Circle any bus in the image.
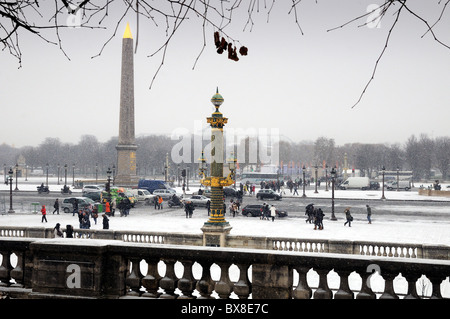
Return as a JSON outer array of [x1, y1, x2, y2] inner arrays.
[[239, 172, 278, 184]]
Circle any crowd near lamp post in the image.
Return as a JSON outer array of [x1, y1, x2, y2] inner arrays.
[[199, 89, 234, 246], [8, 167, 14, 214], [330, 166, 337, 221], [302, 165, 307, 198], [381, 165, 386, 200]]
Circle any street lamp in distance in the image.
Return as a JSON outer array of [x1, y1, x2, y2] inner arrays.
[[330, 166, 337, 221], [8, 167, 15, 214], [381, 165, 386, 200]]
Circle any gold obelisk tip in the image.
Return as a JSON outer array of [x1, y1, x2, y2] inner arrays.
[[123, 23, 133, 39]]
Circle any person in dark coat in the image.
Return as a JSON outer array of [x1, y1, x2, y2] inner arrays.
[[102, 214, 109, 229], [314, 208, 325, 230], [344, 208, 353, 227], [52, 198, 59, 214]]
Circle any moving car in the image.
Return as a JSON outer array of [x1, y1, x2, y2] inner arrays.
[[61, 197, 98, 213], [241, 204, 288, 217], [130, 188, 155, 205], [82, 185, 104, 194], [338, 177, 370, 190], [256, 189, 282, 200], [182, 195, 210, 207], [153, 188, 178, 200], [387, 180, 411, 191]]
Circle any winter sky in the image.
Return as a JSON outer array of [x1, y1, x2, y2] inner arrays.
[[1, 1, 449, 148]]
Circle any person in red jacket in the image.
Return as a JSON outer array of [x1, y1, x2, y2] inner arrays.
[[41, 205, 48, 223]]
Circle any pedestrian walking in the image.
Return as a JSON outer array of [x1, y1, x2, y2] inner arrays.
[[293, 184, 299, 196], [92, 206, 98, 225], [366, 205, 372, 224], [158, 196, 163, 209], [102, 214, 109, 229], [72, 199, 78, 216], [53, 223, 63, 238], [344, 207, 353, 227], [41, 205, 47, 223], [270, 205, 276, 222], [105, 200, 111, 217], [52, 198, 60, 214], [314, 208, 325, 230]]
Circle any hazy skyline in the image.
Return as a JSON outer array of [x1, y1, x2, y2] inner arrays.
[[1, 1, 449, 148]]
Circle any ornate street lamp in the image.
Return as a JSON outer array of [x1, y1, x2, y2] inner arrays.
[[381, 165, 386, 200], [314, 164, 318, 194], [396, 166, 400, 192], [302, 165, 307, 198], [14, 163, 19, 191], [330, 166, 337, 221], [8, 167, 15, 213], [106, 167, 112, 200], [200, 89, 234, 246]]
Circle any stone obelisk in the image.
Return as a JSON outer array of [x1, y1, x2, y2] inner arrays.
[[115, 23, 138, 187]]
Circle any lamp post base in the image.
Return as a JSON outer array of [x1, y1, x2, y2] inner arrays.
[[201, 223, 232, 247]]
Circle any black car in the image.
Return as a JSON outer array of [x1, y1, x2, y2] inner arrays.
[[256, 189, 282, 200], [223, 187, 237, 197], [369, 181, 380, 190], [241, 204, 288, 218]]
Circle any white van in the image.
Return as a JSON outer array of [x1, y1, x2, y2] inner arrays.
[[130, 189, 155, 204], [338, 177, 370, 190], [387, 180, 411, 191]]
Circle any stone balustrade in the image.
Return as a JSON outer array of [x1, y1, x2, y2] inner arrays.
[[0, 237, 449, 299], [0, 226, 448, 260]]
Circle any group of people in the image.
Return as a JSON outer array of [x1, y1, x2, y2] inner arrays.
[[153, 195, 164, 209], [304, 204, 325, 230], [305, 204, 373, 229], [260, 202, 277, 222]]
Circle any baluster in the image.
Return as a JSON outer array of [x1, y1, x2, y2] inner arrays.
[[233, 263, 251, 299], [0, 250, 13, 287], [159, 259, 179, 298], [334, 269, 354, 299], [10, 251, 24, 287], [141, 257, 161, 298], [379, 272, 399, 299], [177, 260, 196, 299], [355, 268, 376, 299], [293, 266, 312, 299], [196, 261, 214, 299], [214, 262, 232, 299], [429, 275, 445, 299], [313, 268, 332, 299], [403, 272, 420, 299], [125, 258, 143, 296]]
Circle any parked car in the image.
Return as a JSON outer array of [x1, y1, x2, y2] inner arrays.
[[153, 188, 178, 200], [61, 197, 98, 213], [256, 189, 282, 200], [82, 185, 104, 194], [241, 204, 288, 217], [182, 195, 210, 207]]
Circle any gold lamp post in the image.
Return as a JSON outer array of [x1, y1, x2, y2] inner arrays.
[[200, 88, 235, 246]]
